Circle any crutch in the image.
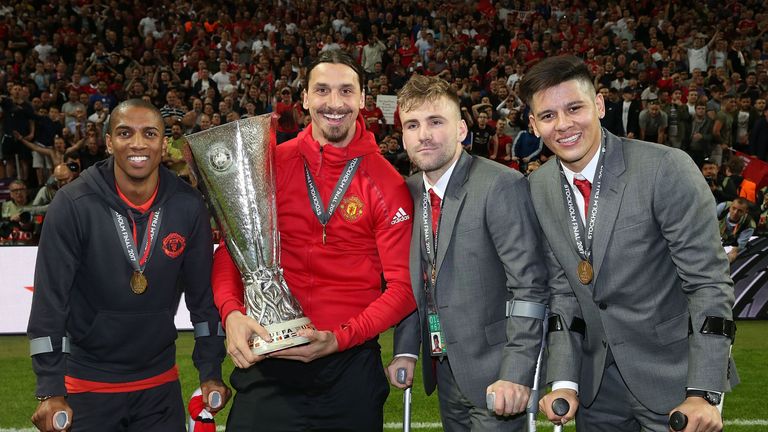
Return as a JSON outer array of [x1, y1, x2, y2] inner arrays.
[[551, 398, 570, 432], [492, 300, 549, 432], [396, 367, 412, 432]]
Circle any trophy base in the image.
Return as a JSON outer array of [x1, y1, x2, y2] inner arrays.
[[249, 317, 315, 355]]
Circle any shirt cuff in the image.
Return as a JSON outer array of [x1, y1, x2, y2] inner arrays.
[[395, 353, 418, 360], [552, 380, 579, 394]]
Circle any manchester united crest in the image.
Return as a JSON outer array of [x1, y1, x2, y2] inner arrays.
[[162, 232, 186, 258], [340, 196, 364, 223]]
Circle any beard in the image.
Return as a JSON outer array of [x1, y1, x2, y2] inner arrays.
[[317, 108, 355, 144], [411, 145, 457, 174], [321, 123, 353, 143]]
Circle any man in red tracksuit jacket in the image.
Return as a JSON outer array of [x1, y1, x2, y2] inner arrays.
[[212, 50, 416, 431]]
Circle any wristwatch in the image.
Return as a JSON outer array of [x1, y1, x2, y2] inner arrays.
[[686, 389, 722, 406]]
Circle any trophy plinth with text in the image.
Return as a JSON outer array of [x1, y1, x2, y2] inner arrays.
[[185, 115, 313, 355]]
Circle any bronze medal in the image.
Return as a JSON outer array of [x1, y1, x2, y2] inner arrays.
[[130, 271, 148, 294], [577, 260, 593, 285]]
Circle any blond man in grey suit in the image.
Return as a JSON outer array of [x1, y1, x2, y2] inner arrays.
[[522, 55, 735, 432], [386, 74, 549, 431]]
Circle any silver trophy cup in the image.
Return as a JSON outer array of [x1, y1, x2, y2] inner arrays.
[[185, 114, 314, 355]]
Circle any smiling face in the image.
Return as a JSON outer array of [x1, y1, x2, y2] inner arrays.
[[303, 62, 364, 147], [528, 79, 605, 173], [106, 105, 166, 190], [400, 95, 466, 184]]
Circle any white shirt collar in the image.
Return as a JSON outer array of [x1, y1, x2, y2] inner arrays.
[[560, 140, 603, 185], [423, 158, 459, 199]]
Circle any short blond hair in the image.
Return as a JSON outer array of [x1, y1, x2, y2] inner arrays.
[[397, 74, 461, 115]]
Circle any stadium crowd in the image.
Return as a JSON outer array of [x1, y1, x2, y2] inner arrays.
[[2, 0, 768, 245]]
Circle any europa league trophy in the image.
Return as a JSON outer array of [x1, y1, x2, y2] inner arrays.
[[185, 114, 313, 355]]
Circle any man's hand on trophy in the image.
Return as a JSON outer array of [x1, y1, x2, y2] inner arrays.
[[268, 328, 339, 363], [224, 311, 271, 368]]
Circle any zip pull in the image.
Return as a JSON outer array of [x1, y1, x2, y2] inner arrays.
[[322, 224, 327, 245]]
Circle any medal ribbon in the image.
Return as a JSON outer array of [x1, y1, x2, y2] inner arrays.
[[422, 190, 441, 314], [557, 135, 606, 263], [303, 157, 362, 242], [111, 208, 163, 274]]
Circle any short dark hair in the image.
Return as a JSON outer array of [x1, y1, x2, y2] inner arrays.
[[519, 55, 595, 109], [307, 50, 365, 92], [727, 157, 745, 175], [107, 99, 163, 134]]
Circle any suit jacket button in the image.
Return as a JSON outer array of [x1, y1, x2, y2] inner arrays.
[[598, 302, 607, 310]]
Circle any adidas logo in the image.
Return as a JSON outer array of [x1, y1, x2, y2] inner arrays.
[[391, 207, 411, 225]]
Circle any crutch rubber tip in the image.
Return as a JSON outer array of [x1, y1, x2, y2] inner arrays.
[[552, 398, 570, 416], [53, 411, 69, 430], [669, 411, 688, 431]]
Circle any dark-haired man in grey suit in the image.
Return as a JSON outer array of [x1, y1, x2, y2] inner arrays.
[[386, 74, 549, 431], [522, 55, 736, 432]]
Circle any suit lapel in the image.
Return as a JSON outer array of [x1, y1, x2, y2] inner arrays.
[[436, 152, 471, 275], [591, 133, 627, 278], [407, 175, 426, 304]]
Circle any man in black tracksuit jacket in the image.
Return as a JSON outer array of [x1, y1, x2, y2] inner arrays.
[[27, 99, 229, 431]]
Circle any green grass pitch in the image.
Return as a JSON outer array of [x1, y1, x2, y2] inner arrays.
[[1, 321, 765, 431]]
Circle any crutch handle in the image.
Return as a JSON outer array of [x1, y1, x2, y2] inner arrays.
[[209, 390, 223, 410], [669, 411, 688, 431], [396, 367, 407, 385], [53, 411, 69, 430], [552, 398, 570, 416]]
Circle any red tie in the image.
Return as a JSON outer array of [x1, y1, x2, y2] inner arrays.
[[573, 177, 592, 219], [429, 189, 441, 236]]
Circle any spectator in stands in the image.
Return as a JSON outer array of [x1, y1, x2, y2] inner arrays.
[[274, 87, 302, 144], [719, 157, 746, 204], [750, 104, 768, 161], [712, 94, 737, 165], [686, 32, 719, 74], [638, 100, 668, 144], [361, 94, 385, 140], [1, 83, 35, 180], [734, 95, 761, 153], [689, 101, 716, 167], [662, 88, 690, 149], [510, 122, 543, 173], [1, 179, 31, 222], [599, 86, 624, 137], [619, 87, 641, 138], [160, 89, 186, 137], [467, 111, 496, 159], [717, 197, 755, 263], [31, 163, 75, 209]]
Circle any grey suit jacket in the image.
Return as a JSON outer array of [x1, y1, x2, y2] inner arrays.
[[393, 151, 549, 408], [528, 131, 735, 414]]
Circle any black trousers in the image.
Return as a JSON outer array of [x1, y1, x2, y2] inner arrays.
[[67, 380, 185, 432], [226, 341, 389, 432]]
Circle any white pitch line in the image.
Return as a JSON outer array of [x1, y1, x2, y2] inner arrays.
[[2, 419, 767, 431]]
